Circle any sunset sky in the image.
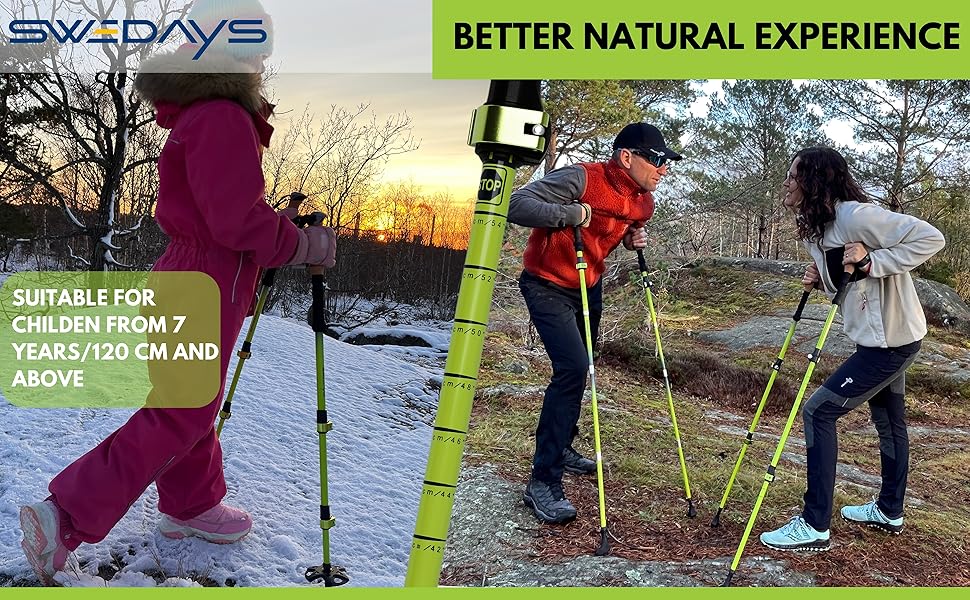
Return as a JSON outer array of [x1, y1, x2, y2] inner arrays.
[[270, 74, 488, 201]]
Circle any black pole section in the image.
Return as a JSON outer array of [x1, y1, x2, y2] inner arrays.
[[793, 289, 810, 321]]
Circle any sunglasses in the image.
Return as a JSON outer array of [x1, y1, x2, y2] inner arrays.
[[629, 149, 671, 169]]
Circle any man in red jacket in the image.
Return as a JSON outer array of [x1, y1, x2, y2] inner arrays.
[[509, 123, 682, 524]]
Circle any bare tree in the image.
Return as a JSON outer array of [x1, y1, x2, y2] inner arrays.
[[0, 0, 186, 270]]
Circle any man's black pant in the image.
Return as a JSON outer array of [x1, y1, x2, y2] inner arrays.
[[801, 340, 921, 531], [519, 270, 602, 484]]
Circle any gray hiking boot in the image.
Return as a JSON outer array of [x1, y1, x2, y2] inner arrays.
[[524, 478, 577, 524], [562, 445, 597, 475], [841, 500, 904, 534]]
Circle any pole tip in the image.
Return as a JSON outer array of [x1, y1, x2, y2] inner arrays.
[[721, 571, 735, 587], [594, 528, 611, 557], [710, 508, 722, 528], [687, 500, 697, 519]]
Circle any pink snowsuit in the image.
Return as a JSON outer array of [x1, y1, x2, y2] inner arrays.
[[48, 94, 299, 550]]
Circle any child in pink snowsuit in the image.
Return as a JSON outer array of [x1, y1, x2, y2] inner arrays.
[[18, 0, 336, 585]]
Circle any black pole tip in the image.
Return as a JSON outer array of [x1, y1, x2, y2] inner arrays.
[[594, 528, 611, 557], [687, 499, 697, 519], [721, 571, 735, 587], [710, 508, 722, 528], [305, 564, 349, 587]]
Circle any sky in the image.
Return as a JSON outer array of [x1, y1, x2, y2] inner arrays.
[[269, 75, 487, 200], [265, 76, 857, 204]]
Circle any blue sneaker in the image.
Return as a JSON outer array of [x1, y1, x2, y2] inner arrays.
[[841, 500, 903, 534], [759, 515, 830, 552]]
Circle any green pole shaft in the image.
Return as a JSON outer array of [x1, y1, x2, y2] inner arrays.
[[637, 251, 694, 516], [309, 271, 337, 574], [712, 291, 809, 526], [217, 279, 273, 437], [574, 228, 610, 555], [724, 277, 849, 586], [713, 321, 795, 513], [316, 331, 333, 566], [405, 161, 515, 586]]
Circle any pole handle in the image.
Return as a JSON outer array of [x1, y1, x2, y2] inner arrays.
[[832, 265, 856, 307], [792, 289, 811, 321], [573, 226, 584, 252], [285, 191, 308, 212], [636, 249, 648, 274], [309, 273, 327, 333]]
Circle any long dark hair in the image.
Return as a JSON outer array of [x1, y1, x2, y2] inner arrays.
[[791, 147, 870, 242]]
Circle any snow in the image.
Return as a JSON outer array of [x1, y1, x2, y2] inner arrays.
[[0, 312, 446, 587]]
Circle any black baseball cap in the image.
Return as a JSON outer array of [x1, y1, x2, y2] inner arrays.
[[612, 123, 683, 162]]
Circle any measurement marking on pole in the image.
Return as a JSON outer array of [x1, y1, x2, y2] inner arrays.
[[443, 372, 476, 381], [423, 480, 457, 488], [454, 318, 487, 327], [433, 426, 468, 435], [463, 264, 498, 273]]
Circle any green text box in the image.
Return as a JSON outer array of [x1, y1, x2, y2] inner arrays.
[[0, 271, 221, 409], [433, 0, 970, 78]]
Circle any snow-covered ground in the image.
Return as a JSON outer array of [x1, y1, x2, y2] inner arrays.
[[0, 310, 447, 587]]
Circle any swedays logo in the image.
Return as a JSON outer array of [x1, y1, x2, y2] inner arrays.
[[6, 18, 268, 60]]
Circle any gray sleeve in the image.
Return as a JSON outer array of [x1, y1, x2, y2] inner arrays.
[[508, 164, 588, 228], [846, 203, 946, 278]]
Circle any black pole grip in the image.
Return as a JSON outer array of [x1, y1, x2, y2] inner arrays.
[[573, 226, 584, 252], [294, 212, 326, 228], [832, 267, 855, 307], [310, 274, 327, 333], [486, 80, 543, 111], [261, 268, 278, 287], [792, 289, 810, 321], [636, 249, 648, 274]]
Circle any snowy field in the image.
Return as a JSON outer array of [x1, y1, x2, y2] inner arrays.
[[0, 307, 447, 587]]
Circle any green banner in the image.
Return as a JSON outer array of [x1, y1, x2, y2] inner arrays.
[[432, 0, 970, 78]]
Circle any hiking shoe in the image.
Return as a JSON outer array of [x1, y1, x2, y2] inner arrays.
[[524, 478, 577, 524], [841, 500, 904, 534], [562, 446, 597, 475], [159, 503, 252, 544], [760, 515, 831, 552], [20, 500, 79, 586]]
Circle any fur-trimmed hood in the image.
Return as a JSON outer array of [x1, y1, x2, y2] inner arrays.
[[134, 50, 265, 116]]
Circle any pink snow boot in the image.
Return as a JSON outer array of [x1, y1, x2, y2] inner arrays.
[[158, 503, 252, 544], [20, 500, 78, 586]]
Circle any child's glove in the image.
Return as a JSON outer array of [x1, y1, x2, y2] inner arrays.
[[287, 226, 337, 268]]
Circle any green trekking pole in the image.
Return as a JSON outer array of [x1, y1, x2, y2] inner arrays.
[[305, 264, 349, 587], [575, 227, 612, 556], [217, 192, 309, 437], [711, 289, 811, 527], [636, 250, 696, 518], [722, 267, 854, 587], [405, 81, 549, 587]]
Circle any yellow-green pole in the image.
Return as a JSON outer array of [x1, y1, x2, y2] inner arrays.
[[216, 276, 273, 437], [405, 81, 549, 587], [304, 266, 348, 587], [711, 290, 811, 527], [574, 227, 611, 556], [217, 193, 307, 438], [636, 250, 695, 518], [723, 270, 853, 587]]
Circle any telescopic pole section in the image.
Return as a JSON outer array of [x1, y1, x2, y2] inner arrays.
[[217, 192, 308, 437], [722, 268, 853, 587], [405, 81, 549, 587], [573, 227, 611, 556], [711, 290, 810, 527], [636, 250, 695, 518], [304, 265, 348, 587]]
